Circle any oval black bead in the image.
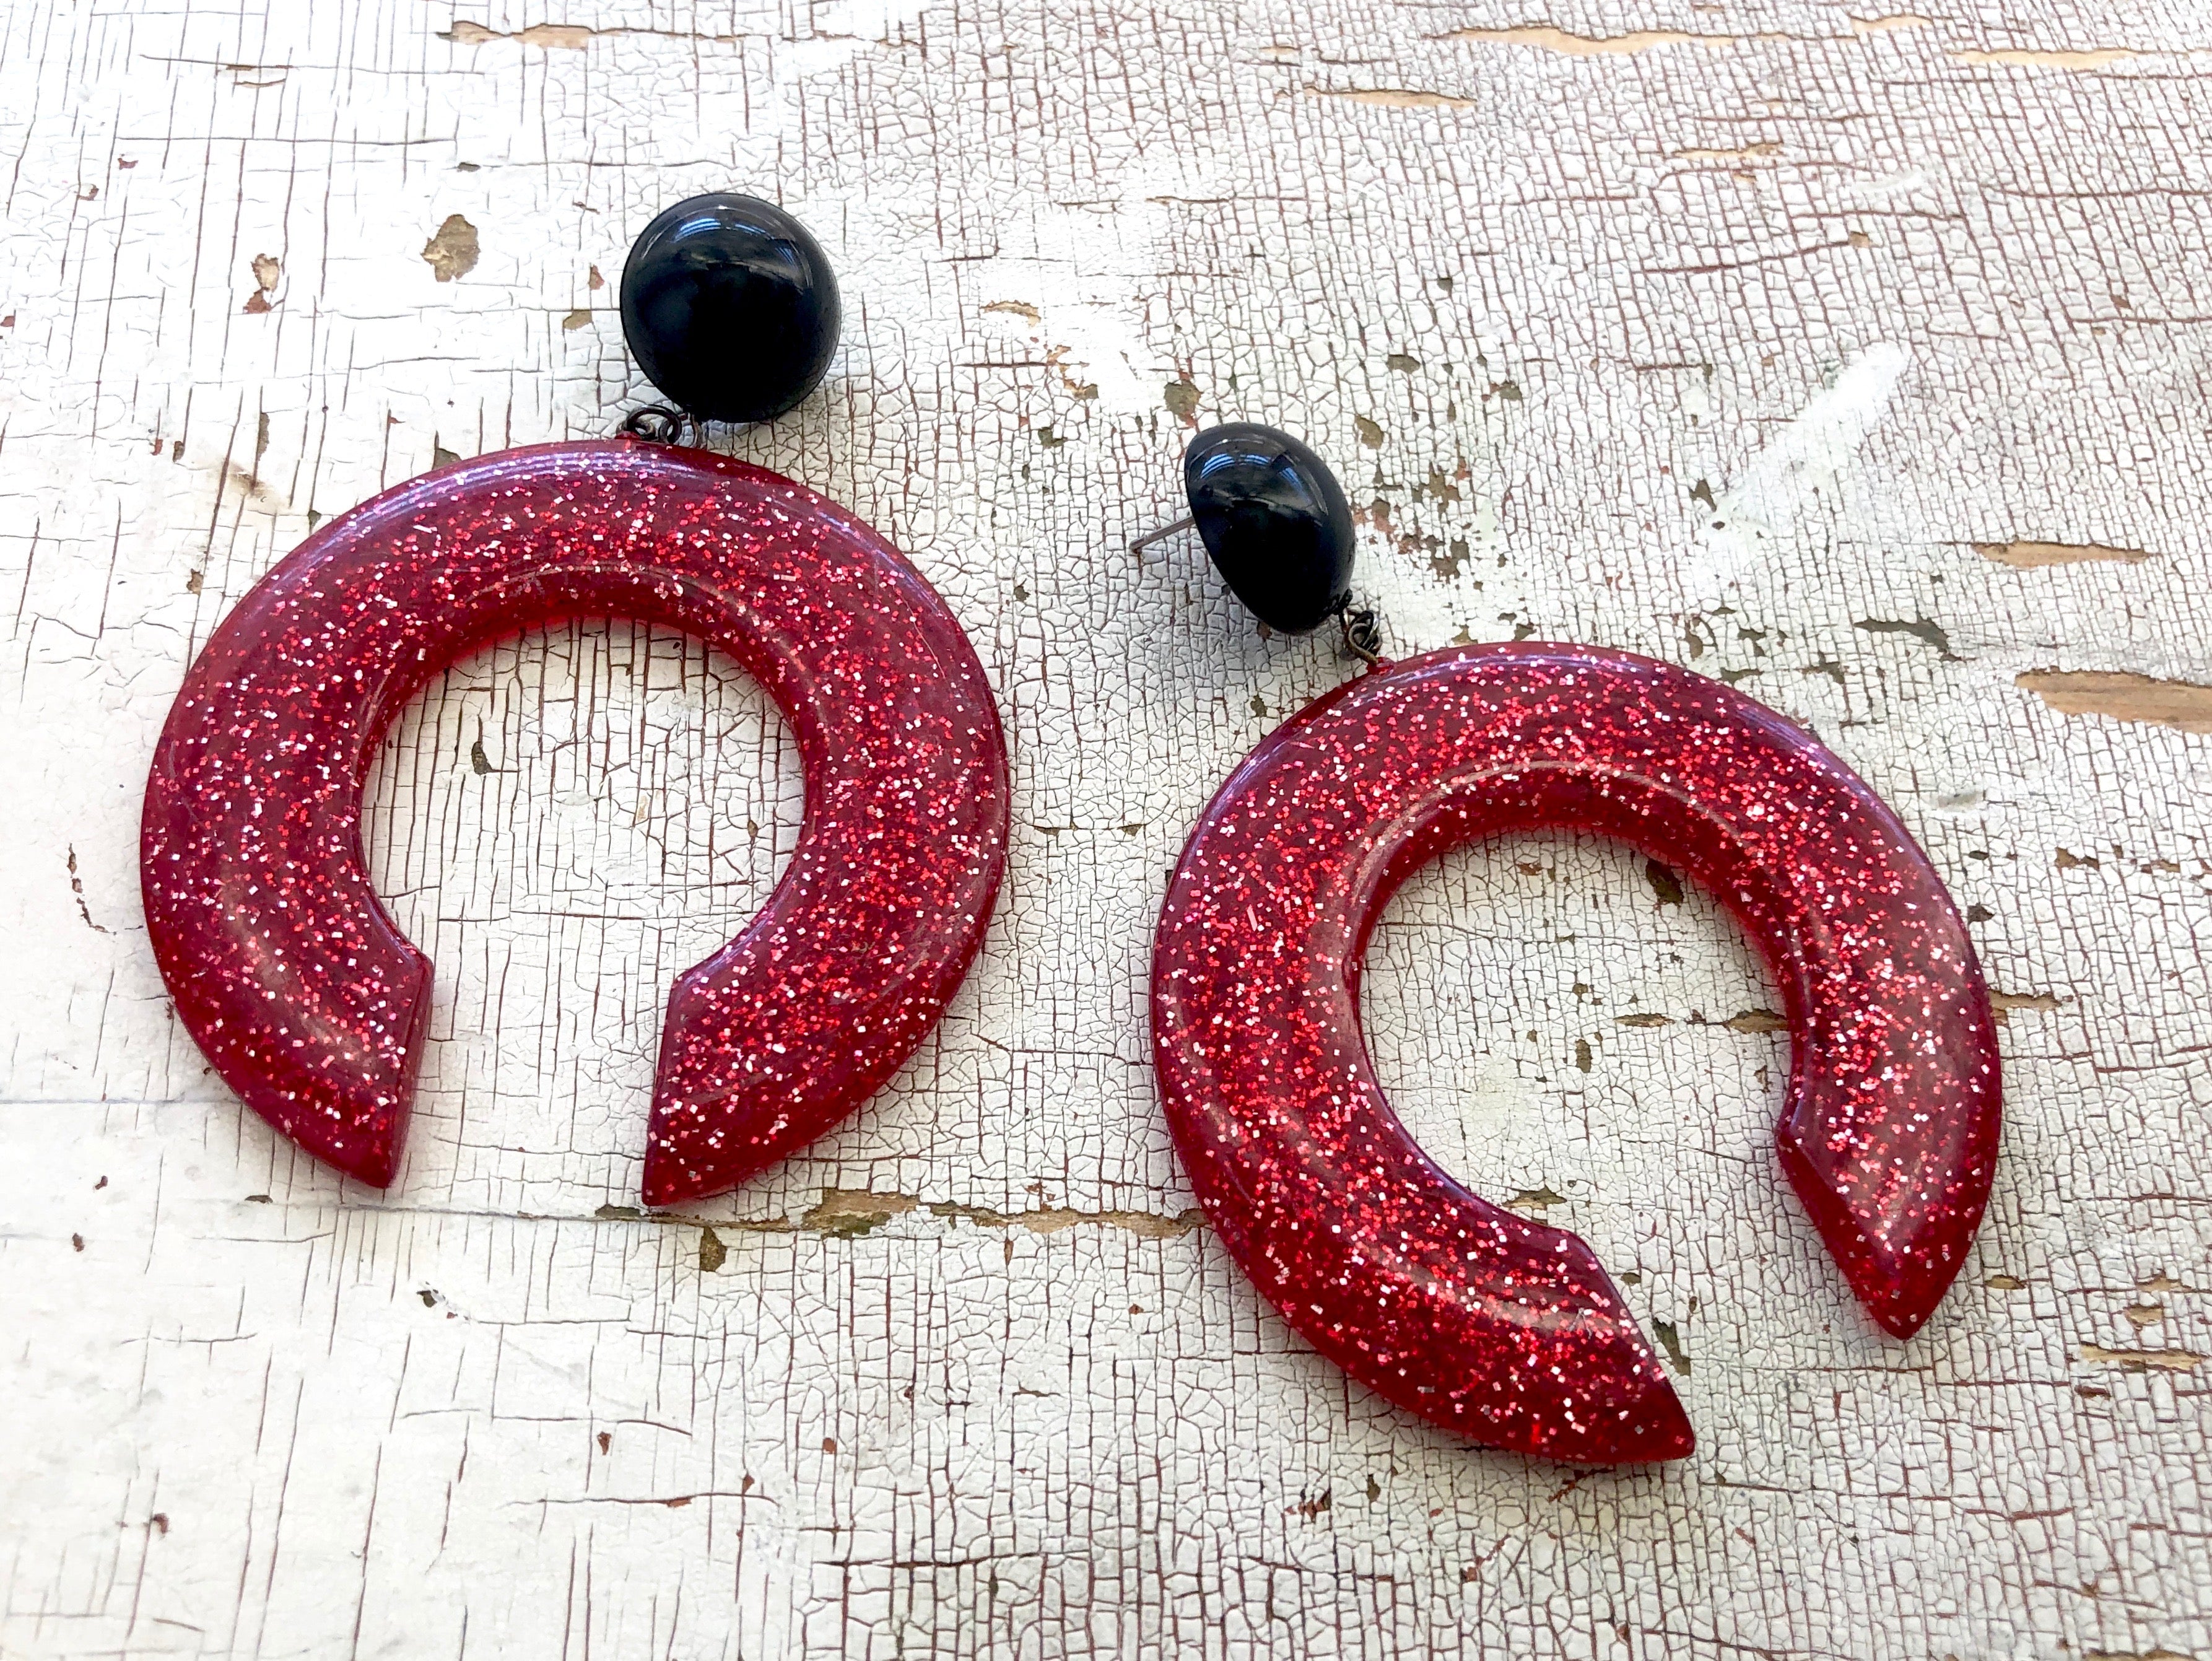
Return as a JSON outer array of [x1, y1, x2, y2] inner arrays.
[[620, 193, 841, 424], [1182, 423, 1356, 635]]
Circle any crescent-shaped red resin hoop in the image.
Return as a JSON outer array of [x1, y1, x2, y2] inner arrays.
[[144, 441, 1008, 1205], [1151, 643, 2000, 1464]]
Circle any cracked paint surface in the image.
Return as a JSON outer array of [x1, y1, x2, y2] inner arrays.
[[1, 0, 2210, 1657]]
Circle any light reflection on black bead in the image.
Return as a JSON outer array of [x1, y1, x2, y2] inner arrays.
[[1182, 423, 1356, 635], [620, 193, 841, 424]]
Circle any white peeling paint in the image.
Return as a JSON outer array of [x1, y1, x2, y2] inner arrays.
[[6, 4, 2211, 1657]]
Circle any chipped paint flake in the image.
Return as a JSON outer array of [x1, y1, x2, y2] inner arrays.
[[446, 20, 596, 48], [1308, 86, 1477, 108], [1437, 24, 1736, 56], [2017, 669, 2212, 733], [1975, 540, 2156, 567], [1954, 46, 2136, 69]]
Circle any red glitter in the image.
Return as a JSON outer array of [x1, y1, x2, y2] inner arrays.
[[143, 441, 1008, 1205], [1151, 643, 2000, 1464]]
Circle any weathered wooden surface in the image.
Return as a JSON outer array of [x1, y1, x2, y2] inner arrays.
[[3, 1, 2209, 1655]]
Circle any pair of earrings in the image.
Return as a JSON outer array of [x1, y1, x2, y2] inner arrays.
[[142, 194, 2001, 1466]]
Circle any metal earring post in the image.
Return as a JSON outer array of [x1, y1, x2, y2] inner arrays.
[[1128, 514, 1195, 558]]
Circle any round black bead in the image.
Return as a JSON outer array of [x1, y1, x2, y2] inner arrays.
[[619, 193, 841, 424], [1182, 423, 1356, 635]]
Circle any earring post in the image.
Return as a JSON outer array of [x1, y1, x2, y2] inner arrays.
[[1128, 514, 1195, 558]]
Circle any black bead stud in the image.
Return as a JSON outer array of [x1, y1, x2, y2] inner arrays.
[[620, 193, 841, 425], [1133, 422, 1357, 637]]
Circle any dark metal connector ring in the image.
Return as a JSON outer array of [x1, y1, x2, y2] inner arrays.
[[620, 404, 691, 445], [1337, 599, 1383, 667]]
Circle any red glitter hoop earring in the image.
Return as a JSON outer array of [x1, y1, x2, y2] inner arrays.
[[144, 442, 1008, 1204], [1136, 427, 2001, 1464], [142, 198, 1010, 1203]]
